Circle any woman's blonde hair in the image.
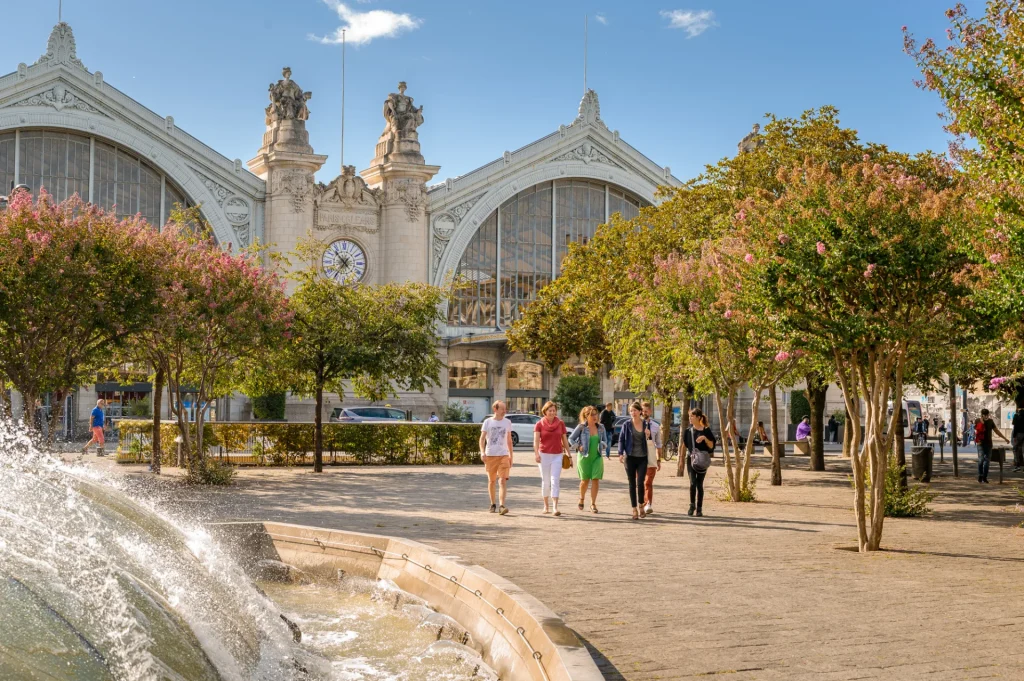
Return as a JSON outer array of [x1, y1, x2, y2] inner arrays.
[[579, 405, 598, 424], [541, 401, 558, 416]]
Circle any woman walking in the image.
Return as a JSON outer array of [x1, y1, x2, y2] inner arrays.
[[683, 408, 715, 517], [534, 401, 570, 516], [618, 401, 652, 520], [569, 405, 606, 513]]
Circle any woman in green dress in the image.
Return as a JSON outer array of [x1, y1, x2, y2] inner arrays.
[[569, 405, 607, 513]]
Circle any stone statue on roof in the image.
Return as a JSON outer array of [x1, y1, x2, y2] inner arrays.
[[737, 123, 764, 154], [266, 67, 312, 125]]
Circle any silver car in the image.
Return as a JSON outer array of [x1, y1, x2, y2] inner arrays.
[[330, 407, 408, 422]]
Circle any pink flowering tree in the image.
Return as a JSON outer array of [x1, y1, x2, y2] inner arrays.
[[146, 209, 290, 477], [736, 155, 980, 551], [0, 191, 162, 438]]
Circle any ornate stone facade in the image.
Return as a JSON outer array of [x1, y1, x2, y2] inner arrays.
[[35, 22, 86, 70], [314, 166, 380, 234], [372, 82, 426, 165], [11, 84, 104, 115]]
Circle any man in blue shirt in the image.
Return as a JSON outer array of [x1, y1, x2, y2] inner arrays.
[[83, 399, 107, 456]]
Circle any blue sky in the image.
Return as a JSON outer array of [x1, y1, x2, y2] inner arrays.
[[4, 1, 982, 184]]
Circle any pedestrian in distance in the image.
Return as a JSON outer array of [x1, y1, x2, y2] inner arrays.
[[1012, 409, 1024, 472], [480, 401, 513, 514], [569, 405, 606, 513], [938, 420, 947, 449], [599, 402, 616, 459], [756, 420, 769, 445], [973, 417, 984, 448], [533, 401, 570, 516], [641, 401, 663, 516], [618, 401, 653, 520], [827, 415, 837, 443], [683, 408, 715, 517], [82, 399, 107, 456], [977, 408, 1009, 483], [428, 411, 439, 422], [795, 415, 811, 442]]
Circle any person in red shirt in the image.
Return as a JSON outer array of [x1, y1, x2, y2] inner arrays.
[[533, 401, 570, 516]]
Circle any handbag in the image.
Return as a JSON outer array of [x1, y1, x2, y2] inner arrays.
[[689, 426, 711, 472], [562, 452, 572, 470], [645, 421, 659, 468]]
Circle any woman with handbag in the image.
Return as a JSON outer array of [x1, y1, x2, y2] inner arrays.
[[683, 408, 715, 517], [534, 401, 571, 516], [618, 401, 653, 520], [569, 405, 607, 513]]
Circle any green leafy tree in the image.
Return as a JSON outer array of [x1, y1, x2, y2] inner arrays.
[[737, 153, 979, 551], [553, 374, 601, 425], [251, 237, 445, 472], [0, 191, 162, 438], [252, 393, 286, 420]]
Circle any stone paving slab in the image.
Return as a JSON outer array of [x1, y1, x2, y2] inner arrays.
[[93, 449, 1024, 680]]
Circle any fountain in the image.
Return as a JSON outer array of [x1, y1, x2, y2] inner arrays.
[[0, 422, 602, 680]]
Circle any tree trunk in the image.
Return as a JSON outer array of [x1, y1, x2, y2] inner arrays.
[[949, 379, 959, 478], [769, 385, 781, 486], [895, 407, 907, 490], [22, 391, 38, 432], [46, 390, 66, 445], [714, 390, 738, 501], [842, 411, 853, 458], [808, 382, 827, 471], [741, 390, 761, 490], [152, 367, 164, 474], [314, 380, 324, 473]]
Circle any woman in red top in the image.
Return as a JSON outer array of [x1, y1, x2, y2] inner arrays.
[[533, 401, 570, 516]]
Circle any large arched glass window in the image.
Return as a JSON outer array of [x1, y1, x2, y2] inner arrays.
[[0, 129, 193, 229], [448, 360, 490, 390], [448, 179, 646, 329]]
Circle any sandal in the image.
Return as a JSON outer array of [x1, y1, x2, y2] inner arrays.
[[631, 508, 639, 520], [638, 507, 646, 519], [591, 503, 598, 514], [578, 498, 585, 511]]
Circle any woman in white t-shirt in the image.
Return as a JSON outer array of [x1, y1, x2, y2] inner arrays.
[[479, 400, 514, 515]]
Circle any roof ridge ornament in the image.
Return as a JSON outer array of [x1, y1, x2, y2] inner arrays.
[[572, 89, 606, 130], [35, 22, 87, 71]]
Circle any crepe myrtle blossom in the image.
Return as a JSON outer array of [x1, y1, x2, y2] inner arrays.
[[989, 376, 1010, 391], [688, 300, 701, 313], [744, 253, 755, 264], [988, 253, 1004, 265], [778, 233, 791, 245], [816, 241, 826, 255], [863, 263, 877, 278], [735, 208, 747, 222], [774, 351, 791, 362], [724, 309, 733, 319]]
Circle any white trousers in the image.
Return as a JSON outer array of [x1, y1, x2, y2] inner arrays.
[[538, 453, 563, 499]]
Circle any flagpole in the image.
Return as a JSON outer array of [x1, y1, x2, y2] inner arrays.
[[340, 28, 346, 173], [584, 14, 588, 94]]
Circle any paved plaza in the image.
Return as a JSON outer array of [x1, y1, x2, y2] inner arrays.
[[96, 448, 1024, 680]]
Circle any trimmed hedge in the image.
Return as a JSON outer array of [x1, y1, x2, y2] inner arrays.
[[116, 420, 482, 466]]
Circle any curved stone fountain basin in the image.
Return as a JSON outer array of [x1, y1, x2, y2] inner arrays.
[[208, 522, 605, 681]]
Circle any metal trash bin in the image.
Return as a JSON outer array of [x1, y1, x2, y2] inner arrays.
[[911, 445, 933, 483]]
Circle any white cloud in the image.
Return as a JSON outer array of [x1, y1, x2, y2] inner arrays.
[[595, 13, 608, 25], [660, 9, 716, 38], [312, 0, 422, 46]]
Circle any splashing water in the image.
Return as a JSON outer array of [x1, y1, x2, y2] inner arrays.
[[0, 420, 329, 681]]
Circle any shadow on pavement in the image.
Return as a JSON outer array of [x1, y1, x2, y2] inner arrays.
[[575, 632, 626, 681]]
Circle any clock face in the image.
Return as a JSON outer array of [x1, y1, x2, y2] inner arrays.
[[322, 239, 366, 284]]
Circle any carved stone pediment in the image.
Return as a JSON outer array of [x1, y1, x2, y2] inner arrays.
[[551, 140, 621, 168], [569, 89, 607, 131], [314, 166, 380, 233], [6, 84, 107, 117], [35, 22, 86, 70]]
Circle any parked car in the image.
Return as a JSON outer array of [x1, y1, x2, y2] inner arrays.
[[330, 407, 408, 422], [482, 412, 540, 446]]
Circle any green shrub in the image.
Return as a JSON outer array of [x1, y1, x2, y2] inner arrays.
[[790, 391, 810, 424], [882, 454, 935, 517], [126, 396, 151, 417], [252, 393, 286, 420], [187, 458, 236, 485], [717, 471, 759, 502], [442, 402, 472, 422], [554, 375, 600, 425]]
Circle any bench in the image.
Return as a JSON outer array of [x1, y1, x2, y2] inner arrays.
[[762, 440, 810, 457]]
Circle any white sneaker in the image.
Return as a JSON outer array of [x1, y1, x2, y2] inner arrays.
[[643, 503, 653, 515]]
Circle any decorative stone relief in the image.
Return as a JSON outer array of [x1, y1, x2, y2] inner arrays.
[[265, 67, 312, 124], [232, 223, 252, 248], [224, 196, 251, 225], [430, 194, 483, 272], [570, 89, 608, 131], [35, 22, 86, 70], [9, 84, 105, 116], [372, 82, 426, 165], [191, 168, 233, 206], [551, 140, 620, 167], [313, 166, 380, 233], [273, 168, 313, 214], [384, 178, 425, 220]]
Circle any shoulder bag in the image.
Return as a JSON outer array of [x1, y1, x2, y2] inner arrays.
[[689, 427, 711, 472], [645, 420, 659, 468]]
